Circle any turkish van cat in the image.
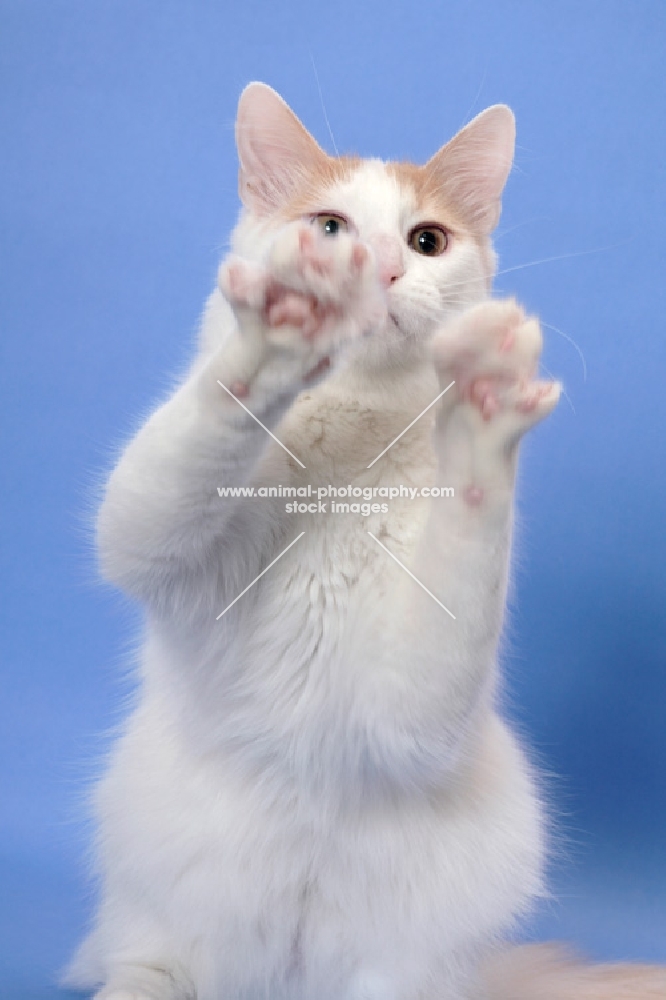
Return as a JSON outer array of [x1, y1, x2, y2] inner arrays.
[[64, 83, 666, 1000]]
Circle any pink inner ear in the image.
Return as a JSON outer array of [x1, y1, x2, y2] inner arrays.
[[425, 105, 516, 233], [236, 82, 327, 215]]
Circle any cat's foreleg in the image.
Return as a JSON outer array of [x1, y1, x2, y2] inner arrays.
[[97, 221, 384, 608], [361, 299, 560, 786]]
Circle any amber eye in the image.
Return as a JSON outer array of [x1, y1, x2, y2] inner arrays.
[[312, 213, 349, 237], [408, 225, 449, 256]]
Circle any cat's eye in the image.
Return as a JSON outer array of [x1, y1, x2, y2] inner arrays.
[[312, 213, 349, 237], [408, 225, 449, 256]]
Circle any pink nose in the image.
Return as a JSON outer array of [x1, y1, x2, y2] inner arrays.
[[370, 234, 405, 289]]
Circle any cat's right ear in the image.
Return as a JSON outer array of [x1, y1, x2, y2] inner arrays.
[[236, 83, 327, 216], [425, 105, 516, 233]]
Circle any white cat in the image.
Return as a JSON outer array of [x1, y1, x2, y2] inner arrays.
[[63, 84, 665, 1000]]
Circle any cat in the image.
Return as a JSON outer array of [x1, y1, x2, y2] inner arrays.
[[63, 83, 666, 1000]]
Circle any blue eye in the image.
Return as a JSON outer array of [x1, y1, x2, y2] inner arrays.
[[313, 214, 349, 237]]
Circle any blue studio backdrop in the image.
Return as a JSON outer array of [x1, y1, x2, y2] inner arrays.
[[1, 2, 665, 997]]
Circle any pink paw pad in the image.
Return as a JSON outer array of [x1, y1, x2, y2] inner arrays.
[[225, 263, 248, 299], [298, 229, 331, 277], [267, 292, 312, 328], [516, 384, 551, 413], [298, 229, 314, 254], [464, 486, 484, 506], [351, 243, 368, 269], [470, 378, 500, 420], [499, 328, 516, 352], [229, 380, 249, 399], [219, 261, 266, 310]]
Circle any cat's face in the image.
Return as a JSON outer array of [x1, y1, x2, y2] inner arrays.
[[231, 83, 514, 348]]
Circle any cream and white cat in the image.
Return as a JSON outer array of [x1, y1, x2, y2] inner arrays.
[[64, 84, 665, 1000]]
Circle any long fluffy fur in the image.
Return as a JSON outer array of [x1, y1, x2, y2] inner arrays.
[[64, 83, 665, 1000]]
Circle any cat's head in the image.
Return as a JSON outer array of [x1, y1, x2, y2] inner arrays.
[[231, 83, 514, 352]]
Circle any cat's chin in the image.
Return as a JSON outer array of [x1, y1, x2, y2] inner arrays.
[[388, 310, 447, 343], [382, 311, 430, 345], [388, 312, 406, 336], [341, 316, 429, 377]]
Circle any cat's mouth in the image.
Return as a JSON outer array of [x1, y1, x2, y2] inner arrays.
[[388, 311, 423, 341], [388, 312, 405, 335]]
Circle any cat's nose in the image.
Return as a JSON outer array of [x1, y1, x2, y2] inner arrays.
[[370, 234, 406, 289]]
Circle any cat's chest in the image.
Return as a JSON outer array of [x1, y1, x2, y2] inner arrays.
[[227, 365, 441, 669], [247, 387, 437, 644], [272, 364, 440, 481], [256, 381, 438, 575]]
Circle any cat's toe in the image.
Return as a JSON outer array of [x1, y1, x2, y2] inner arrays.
[[507, 315, 543, 378], [512, 378, 561, 422], [478, 377, 562, 444], [218, 257, 268, 311]]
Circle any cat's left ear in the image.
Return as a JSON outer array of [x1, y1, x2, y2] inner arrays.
[[236, 82, 328, 215], [425, 105, 515, 233]]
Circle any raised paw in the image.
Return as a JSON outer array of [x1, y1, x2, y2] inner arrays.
[[220, 221, 386, 352], [432, 298, 560, 440], [267, 222, 377, 315], [218, 257, 269, 313], [215, 221, 387, 401]]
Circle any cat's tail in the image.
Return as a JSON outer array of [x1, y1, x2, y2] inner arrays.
[[482, 943, 666, 999]]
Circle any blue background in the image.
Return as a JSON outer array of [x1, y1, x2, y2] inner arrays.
[[1, 1, 665, 996]]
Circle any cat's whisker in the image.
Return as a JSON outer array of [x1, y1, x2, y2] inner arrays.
[[494, 237, 635, 281], [509, 162, 529, 178], [493, 217, 549, 242], [308, 50, 340, 157], [433, 236, 635, 300], [458, 68, 488, 131], [541, 321, 588, 382]]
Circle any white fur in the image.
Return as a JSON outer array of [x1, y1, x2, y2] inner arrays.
[[64, 85, 559, 1000]]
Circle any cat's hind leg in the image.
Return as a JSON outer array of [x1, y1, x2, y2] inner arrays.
[[75, 962, 193, 1000], [91, 963, 191, 1000], [62, 919, 194, 1000]]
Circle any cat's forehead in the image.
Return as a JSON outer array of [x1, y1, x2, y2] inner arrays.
[[319, 160, 417, 230], [309, 159, 464, 233]]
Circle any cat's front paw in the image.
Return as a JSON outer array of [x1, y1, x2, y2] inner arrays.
[[432, 298, 560, 444], [265, 221, 386, 342], [217, 221, 386, 397]]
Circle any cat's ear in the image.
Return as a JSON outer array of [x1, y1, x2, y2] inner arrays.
[[236, 82, 327, 215], [425, 105, 515, 233]]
